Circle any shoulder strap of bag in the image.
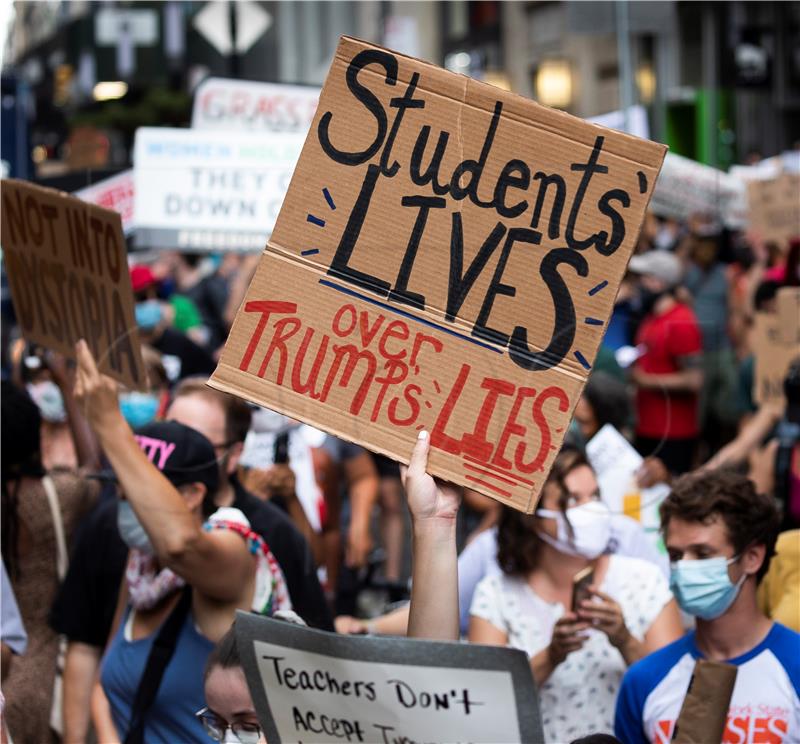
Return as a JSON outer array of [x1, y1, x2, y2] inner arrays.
[[42, 475, 68, 580], [123, 586, 193, 744]]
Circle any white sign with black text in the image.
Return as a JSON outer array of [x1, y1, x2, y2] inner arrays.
[[236, 613, 543, 744], [133, 127, 304, 251]]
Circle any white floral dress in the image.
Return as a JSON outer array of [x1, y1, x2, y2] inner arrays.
[[470, 555, 672, 742]]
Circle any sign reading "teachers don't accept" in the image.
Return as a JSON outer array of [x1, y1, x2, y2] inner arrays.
[[212, 37, 666, 512]]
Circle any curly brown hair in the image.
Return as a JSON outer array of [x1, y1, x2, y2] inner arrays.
[[659, 470, 781, 582], [497, 448, 593, 576]]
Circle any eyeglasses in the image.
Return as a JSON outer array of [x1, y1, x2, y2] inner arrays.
[[195, 707, 262, 744]]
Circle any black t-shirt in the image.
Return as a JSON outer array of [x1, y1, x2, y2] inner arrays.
[[50, 497, 127, 647], [152, 327, 217, 381], [231, 477, 333, 631]]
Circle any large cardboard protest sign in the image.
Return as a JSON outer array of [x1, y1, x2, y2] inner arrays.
[[1, 180, 146, 389], [133, 127, 305, 252], [211, 37, 666, 511], [192, 77, 320, 133], [752, 288, 800, 409], [747, 173, 800, 248], [235, 612, 543, 744], [650, 152, 747, 229]]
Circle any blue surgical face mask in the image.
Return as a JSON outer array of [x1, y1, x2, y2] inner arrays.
[[117, 500, 154, 554], [669, 556, 747, 620], [119, 392, 160, 428], [135, 300, 162, 331]]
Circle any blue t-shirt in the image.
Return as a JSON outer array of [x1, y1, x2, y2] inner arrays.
[[101, 602, 214, 743], [615, 623, 800, 743]]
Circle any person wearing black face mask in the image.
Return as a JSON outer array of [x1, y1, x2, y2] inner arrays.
[[627, 251, 704, 475]]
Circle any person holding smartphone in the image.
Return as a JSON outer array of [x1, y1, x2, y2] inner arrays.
[[468, 448, 683, 742]]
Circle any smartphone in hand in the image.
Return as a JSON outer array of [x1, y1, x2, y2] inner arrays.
[[571, 566, 595, 613]]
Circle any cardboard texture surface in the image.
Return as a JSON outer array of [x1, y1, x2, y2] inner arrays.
[[235, 612, 544, 744], [672, 659, 737, 744], [747, 173, 800, 248], [752, 288, 800, 409], [1, 179, 146, 389], [211, 36, 666, 511]]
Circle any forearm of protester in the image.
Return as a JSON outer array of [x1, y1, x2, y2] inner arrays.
[[335, 604, 411, 636], [63, 642, 101, 744], [703, 402, 782, 470], [633, 365, 703, 392], [90, 681, 120, 744], [73, 340, 251, 602], [48, 352, 102, 470], [404, 432, 461, 641], [344, 452, 380, 567]]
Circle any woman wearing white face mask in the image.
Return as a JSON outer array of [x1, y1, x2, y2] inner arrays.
[[469, 448, 683, 742]]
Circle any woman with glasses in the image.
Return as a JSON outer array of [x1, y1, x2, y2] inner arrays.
[[197, 622, 265, 744], [468, 448, 683, 742]]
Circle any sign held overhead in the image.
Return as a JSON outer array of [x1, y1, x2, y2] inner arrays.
[[211, 36, 666, 512], [1, 179, 146, 389]]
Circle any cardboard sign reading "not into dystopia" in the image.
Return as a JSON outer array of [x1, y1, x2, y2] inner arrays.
[[211, 37, 666, 512], [1, 179, 146, 390]]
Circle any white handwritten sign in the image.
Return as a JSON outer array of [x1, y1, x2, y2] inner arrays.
[[236, 612, 543, 743]]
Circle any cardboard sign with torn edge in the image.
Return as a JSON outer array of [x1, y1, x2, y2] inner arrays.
[[1, 179, 146, 390], [747, 173, 800, 249], [210, 36, 666, 512], [752, 287, 800, 410], [235, 611, 544, 744]]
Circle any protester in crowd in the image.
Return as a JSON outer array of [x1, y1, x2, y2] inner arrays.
[[468, 448, 682, 742], [321, 436, 381, 614], [681, 232, 740, 457], [130, 264, 208, 348], [615, 470, 799, 743], [1, 381, 97, 742], [704, 358, 800, 528], [132, 266, 217, 382], [154, 251, 230, 351], [71, 340, 290, 741], [50, 346, 170, 741], [166, 378, 333, 630], [758, 530, 800, 632], [336, 444, 671, 638], [199, 430, 460, 742], [628, 250, 704, 474], [119, 345, 172, 428], [238, 407, 325, 559], [370, 452, 407, 582]]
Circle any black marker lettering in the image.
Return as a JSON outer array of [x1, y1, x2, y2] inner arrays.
[[388, 195, 446, 309], [509, 247, 588, 371], [446, 213, 506, 321], [380, 72, 425, 177], [318, 50, 398, 166], [565, 136, 609, 251]]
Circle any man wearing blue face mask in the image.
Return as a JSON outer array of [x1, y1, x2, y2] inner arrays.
[[615, 470, 800, 743]]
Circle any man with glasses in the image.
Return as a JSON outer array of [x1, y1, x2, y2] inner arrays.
[[615, 470, 800, 743]]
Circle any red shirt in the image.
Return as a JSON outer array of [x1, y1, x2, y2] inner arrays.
[[635, 303, 702, 439]]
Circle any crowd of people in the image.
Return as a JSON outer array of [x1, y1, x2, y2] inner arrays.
[[1, 197, 799, 744]]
